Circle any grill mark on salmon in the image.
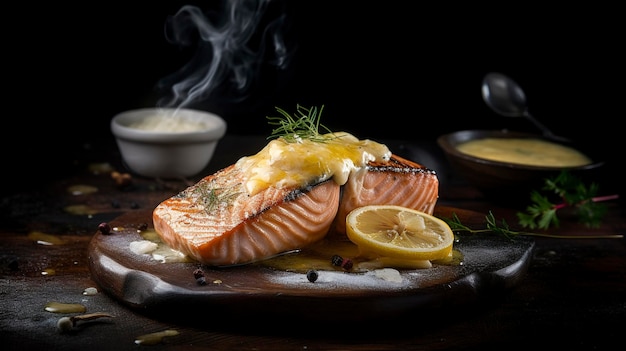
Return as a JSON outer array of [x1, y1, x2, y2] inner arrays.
[[332, 154, 439, 236], [153, 164, 341, 266]]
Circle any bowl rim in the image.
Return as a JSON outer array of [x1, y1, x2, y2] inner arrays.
[[436, 129, 604, 171], [111, 107, 227, 143]]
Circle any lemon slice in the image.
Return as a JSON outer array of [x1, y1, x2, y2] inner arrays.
[[345, 205, 454, 261]]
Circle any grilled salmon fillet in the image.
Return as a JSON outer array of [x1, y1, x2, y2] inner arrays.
[[153, 164, 341, 266], [332, 154, 439, 235], [153, 153, 438, 266]]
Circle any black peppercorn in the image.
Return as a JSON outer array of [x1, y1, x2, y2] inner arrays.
[[98, 222, 111, 235], [331, 254, 343, 267], [193, 268, 205, 280], [341, 258, 353, 270], [306, 269, 318, 282], [331, 254, 353, 270]]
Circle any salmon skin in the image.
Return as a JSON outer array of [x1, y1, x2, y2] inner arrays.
[[153, 164, 341, 266], [153, 154, 438, 266]]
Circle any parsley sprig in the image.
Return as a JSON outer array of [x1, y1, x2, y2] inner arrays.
[[516, 171, 618, 230], [442, 171, 622, 239]]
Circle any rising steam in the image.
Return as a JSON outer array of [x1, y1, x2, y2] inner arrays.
[[157, 0, 291, 109]]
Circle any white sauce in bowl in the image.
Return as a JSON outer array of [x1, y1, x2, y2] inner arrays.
[[128, 114, 213, 132]]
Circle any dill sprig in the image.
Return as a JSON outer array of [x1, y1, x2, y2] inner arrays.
[[266, 104, 335, 143], [195, 182, 241, 215], [444, 211, 524, 239]]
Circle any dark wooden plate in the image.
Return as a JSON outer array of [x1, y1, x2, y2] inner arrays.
[[88, 206, 534, 324]]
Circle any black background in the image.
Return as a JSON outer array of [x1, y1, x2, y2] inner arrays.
[[4, 1, 623, 194]]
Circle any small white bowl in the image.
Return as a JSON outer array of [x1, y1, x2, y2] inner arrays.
[[111, 107, 227, 178]]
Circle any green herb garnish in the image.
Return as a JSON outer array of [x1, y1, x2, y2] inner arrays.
[[194, 181, 241, 215], [444, 211, 528, 239], [442, 212, 622, 239], [441, 170, 621, 239], [516, 171, 617, 230], [266, 104, 335, 143]]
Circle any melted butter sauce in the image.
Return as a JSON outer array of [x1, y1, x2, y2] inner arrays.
[[255, 237, 463, 272], [135, 330, 180, 346], [67, 184, 98, 195], [136, 230, 463, 271], [456, 138, 592, 167], [132, 229, 194, 263], [45, 302, 87, 313], [28, 231, 66, 245], [236, 132, 391, 196]]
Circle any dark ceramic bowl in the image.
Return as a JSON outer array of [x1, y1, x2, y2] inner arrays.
[[437, 130, 604, 199]]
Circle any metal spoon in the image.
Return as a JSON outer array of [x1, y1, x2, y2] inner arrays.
[[481, 72, 569, 142]]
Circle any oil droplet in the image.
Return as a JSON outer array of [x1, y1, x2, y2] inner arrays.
[[135, 330, 180, 345], [88, 162, 114, 175], [45, 301, 87, 313], [67, 184, 99, 195], [42, 268, 56, 276], [433, 249, 464, 266], [140, 229, 161, 241], [28, 231, 66, 245], [64, 204, 97, 216]]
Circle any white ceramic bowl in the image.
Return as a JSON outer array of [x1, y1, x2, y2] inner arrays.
[[111, 107, 227, 178]]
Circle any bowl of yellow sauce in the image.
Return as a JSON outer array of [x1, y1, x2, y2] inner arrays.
[[437, 130, 603, 198]]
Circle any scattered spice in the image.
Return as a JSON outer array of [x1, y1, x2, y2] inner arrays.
[[193, 269, 205, 279], [306, 269, 318, 282], [331, 254, 353, 270], [98, 222, 111, 235], [193, 268, 207, 285]]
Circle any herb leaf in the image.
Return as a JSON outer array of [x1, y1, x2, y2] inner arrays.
[[441, 210, 622, 240], [441, 170, 621, 239], [516, 191, 559, 230], [516, 170, 614, 229], [266, 104, 335, 143]]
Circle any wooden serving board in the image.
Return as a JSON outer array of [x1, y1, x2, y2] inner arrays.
[[87, 206, 534, 324]]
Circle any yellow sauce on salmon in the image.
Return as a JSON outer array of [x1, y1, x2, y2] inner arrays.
[[235, 132, 391, 196], [456, 138, 591, 167]]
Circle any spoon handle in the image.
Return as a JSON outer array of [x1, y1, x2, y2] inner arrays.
[[523, 111, 570, 143]]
